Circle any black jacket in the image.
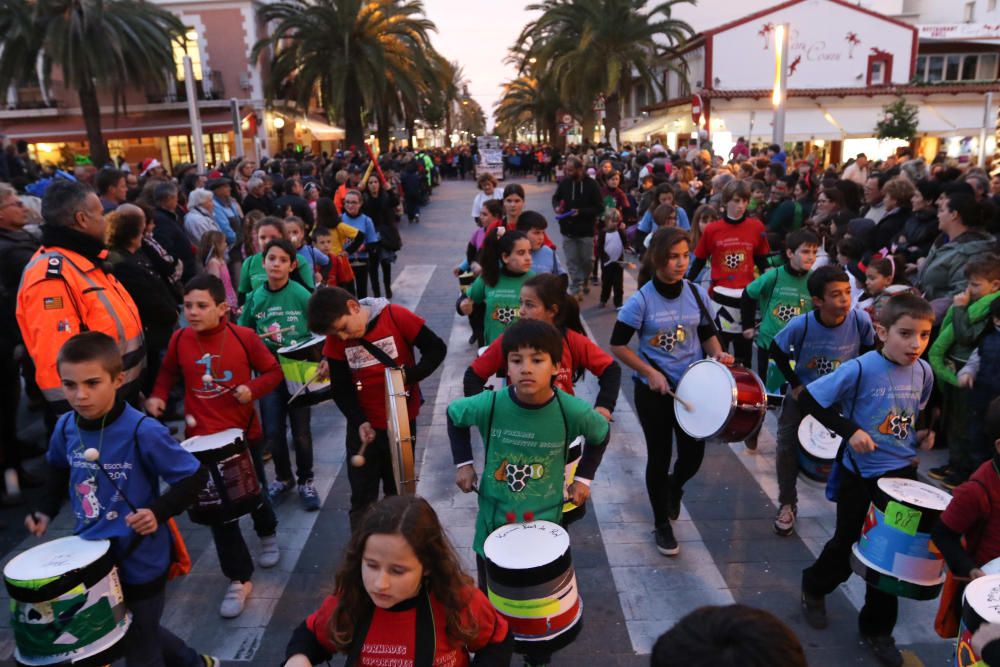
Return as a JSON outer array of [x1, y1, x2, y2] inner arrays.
[[890, 209, 938, 263], [242, 192, 274, 216], [273, 194, 314, 228], [551, 176, 603, 238], [0, 225, 40, 339], [107, 247, 179, 334], [866, 206, 910, 262], [152, 207, 197, 283]]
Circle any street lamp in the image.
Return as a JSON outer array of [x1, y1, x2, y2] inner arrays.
[[273, 116, 285, 129], [772, 23, 789, 147]]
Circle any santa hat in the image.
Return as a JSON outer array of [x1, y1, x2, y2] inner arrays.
[[140, 158, 161, 177]]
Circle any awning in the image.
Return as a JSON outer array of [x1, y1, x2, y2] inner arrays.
[[621, 113, 671, 141], [2, 109, 235, 142], [297, 116, 345, 141], [917, 102, 994, 136], [712, 108, 845, 142]]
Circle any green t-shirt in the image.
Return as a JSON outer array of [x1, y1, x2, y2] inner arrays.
[[744, 265, 813, 349], [447, 387, 609, 555], [466, 270, 534, 345], [238, 252, 315, 296], [237, 279, 313, 352]]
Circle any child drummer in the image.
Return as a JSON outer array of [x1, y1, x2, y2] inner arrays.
[[447, 318, 610, 666], [27, 332, 216, 667], [147, 274, 285, 619], [799, 293, 935, 667], [768, 265, 876, 536], [610, 228, 733, 558], [307, 286, 447, 530]]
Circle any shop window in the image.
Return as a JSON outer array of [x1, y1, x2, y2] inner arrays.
[[915, 53, 999, 83]]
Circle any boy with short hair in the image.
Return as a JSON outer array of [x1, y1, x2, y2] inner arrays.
[[769, 265, 876, 535], [799, 293, 936, 667], [146, 274, 285, 618], [929, 254, 1000, 487], [27, 332, 215, 667], [238, 239, 317, 510], [687, 179, 771, 367], [307, 286, 447, 529], [515, 211, 564, 276], [447, 319, 610, 666]]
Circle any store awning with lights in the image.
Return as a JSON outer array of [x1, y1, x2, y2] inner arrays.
[[2, 109, 236, 142], [297, 116, 345, 141]]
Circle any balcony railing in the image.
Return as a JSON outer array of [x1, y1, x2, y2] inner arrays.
[[145, 69, 226, 104]]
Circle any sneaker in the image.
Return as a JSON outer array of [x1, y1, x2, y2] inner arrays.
[[258, 535, 280, 568], [220, 580, 252, 618], [268, 479, 294, 500], [201, 655, 221, 667], [667, 476, 683, 521], [800, 590, 827, 629], [862, 634, 903, 667], [774, 504, 797, 536], [299, 480, 320, 511], [927, 464, 954, 481], [654, 523, 680, 556]]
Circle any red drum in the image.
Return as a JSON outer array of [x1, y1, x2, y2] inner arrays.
[[674, 359, 767, 442], [181, 429, 262, 525]]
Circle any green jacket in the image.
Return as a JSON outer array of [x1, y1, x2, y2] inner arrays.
[[929, 290, 1000, 387]]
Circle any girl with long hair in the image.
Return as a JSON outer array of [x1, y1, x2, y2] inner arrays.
[[197, 230, 238, 310], [282, 496, 512, 666], [458, 229, 534, 345]]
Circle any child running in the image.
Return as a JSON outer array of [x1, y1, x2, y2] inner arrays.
[[237, 217, 314, 303], [286, 216, 329, 282], [799, 293, 935, 667], [283, 495, 512, 667], [28, 332, 215, 666], [516, 211, 564, 276], [459, 229, 535, 345], [861, 254, 913, 324]]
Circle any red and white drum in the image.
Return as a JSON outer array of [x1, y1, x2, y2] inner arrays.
[[674, 359, 767, 441], [181, 429, 262, 525]]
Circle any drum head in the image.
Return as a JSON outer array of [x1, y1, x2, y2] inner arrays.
[[675, 360, 735, 440], [5, 536, 109, 582], [797, 415, 842, 459], [484, 521, 569, 570], [276, 333, 327, 356], [182, 428, 244, 454], [877, 478, 951, 511], [963, 574, 1000, 623]]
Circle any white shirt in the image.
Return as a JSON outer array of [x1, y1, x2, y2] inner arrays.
[[603, 229, 624, 264]]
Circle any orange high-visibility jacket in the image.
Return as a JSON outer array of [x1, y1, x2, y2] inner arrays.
[[16, 245, 146, 406]]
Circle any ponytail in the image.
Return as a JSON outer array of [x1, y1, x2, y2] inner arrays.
[[478, 228, 528, 287], [523, 273, 583, 334]]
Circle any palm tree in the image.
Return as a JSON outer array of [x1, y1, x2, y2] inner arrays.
[[0, 0, 185, 167], [516, 0, 694, 142], [253, 0, 436, 148]]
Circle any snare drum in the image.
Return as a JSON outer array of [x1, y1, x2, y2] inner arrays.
[[277, 334, 331, 402], [458, 271, 477, 295], [4, 537, 131, 666], [797, 415, 842, 482], [674, 359, 767, 441], [710, 286, 744, 335], [385, 368, 416, 495], [483, 521, 583, 649], [956, 574, 1000, 666], [181, 429, 263, 525], [850, 478, 952, 600]]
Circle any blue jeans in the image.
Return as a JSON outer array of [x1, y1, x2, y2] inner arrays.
[[260, 381, 313, 484]]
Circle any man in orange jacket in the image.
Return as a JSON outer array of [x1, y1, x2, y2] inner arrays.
[[16, 180, 146, 425]]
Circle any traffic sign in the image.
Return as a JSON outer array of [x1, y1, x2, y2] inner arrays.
[[692, 94, 703, 124]]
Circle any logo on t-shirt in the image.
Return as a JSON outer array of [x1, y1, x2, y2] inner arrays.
[[492, 305, 519, 325], [772, 302, 802, 322], [878, 412, 914, 440], [494, 458, 544, 492], [344, 336, 399, 369], [649, 326, 686, 353], [723, 251, 746, 270], [805, 356, 839, 376]]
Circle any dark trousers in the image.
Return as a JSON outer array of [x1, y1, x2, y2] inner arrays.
[[802, 463, 917, 637], [210, 437, 278, 582], [260, 382, 313, 484], [353, 259, 371, 298], [470, 302, 486, 346], [367, 257, 393, 298], [0, 337, 22, 468], [404, 196, 421, 222], [346, 421, 417, 530], [720, 331, 753, 368], [121, 585, 201, 667], [600, 261, 624, 307], [634, 380, 706, 527]]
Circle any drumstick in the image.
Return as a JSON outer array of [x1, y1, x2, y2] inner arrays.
[[665, 387, 693, 412], [351, 439, 373, 467], [287, 369, 324, 405], [258, 327, 294, 339], [82, 449, 139, 513]]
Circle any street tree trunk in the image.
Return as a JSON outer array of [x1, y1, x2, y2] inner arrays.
[[78, 81, 110, 167], [376, 101, 391, 154], [405, 116, 416, 149], [603, 92, 622, 146], [444, 101, 453, 147], [343, 73, 365, 148]]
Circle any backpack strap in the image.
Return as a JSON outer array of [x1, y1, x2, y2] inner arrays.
[[685, 280, 713, 328]]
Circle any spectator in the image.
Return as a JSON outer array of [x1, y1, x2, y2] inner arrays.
[[96, 168, 128, 214], [152, 181, 197, 283], [842, 153, 869, 186], [918, 191, 998, 305], [184, 188, 219, 244], [274, 177, 315, 228]]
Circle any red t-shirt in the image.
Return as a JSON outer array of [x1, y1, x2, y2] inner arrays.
[[694, 216, 770, 291], [306, 586, 509, 666], [939, 460, 1000, 568], [323, 304, 424, 430], [151, 321, 283, 440], [471, 328, 614, 394]]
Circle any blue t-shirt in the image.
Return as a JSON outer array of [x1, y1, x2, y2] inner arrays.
[[47, 405, 201, 585], [342, 212, 379, 259], [638, 206, 690, 233], [773, 309, 875, 385], [617, 280, 713, 386], [531, 246, 565, 276], [808, 352, 933, 478]]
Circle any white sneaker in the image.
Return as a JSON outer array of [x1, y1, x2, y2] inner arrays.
[[219, 580, 252, 618], [258, 535, 280, 568]]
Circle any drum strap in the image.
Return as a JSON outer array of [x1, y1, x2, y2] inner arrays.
[[345, 586, 436, 667]]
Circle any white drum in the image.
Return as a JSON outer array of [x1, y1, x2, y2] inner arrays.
[[797, 415, 842, 482], [674, 359, 767, 442], [957, 574, 1000, 665], [710, 285, 744, 334], [4, 537, 131, 666]]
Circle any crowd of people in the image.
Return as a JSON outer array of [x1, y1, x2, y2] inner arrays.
[[3, 134, 1000, 667]]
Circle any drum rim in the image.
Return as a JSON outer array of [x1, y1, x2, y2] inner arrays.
[[385, 367, 415, 495], [484, 521, 570, 569], [674, 358, 737, 440], [797, 415, 842, 458], [876, 477, 951, 511], [4, 536, 110, 583], [14, 611, 131, 667], [181, 429, 246, 456], [963, 574, 1000, 624], [275, 333, 327, 354]]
